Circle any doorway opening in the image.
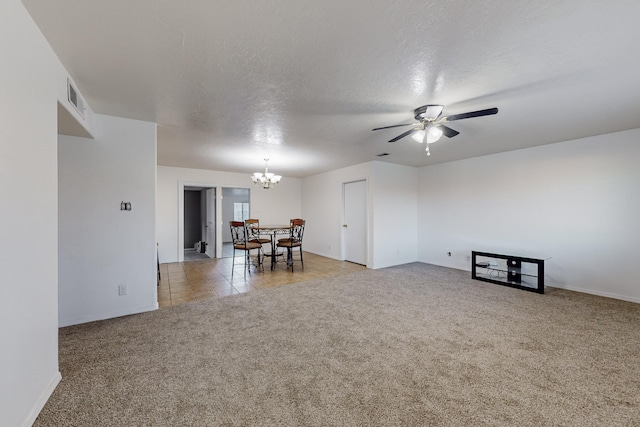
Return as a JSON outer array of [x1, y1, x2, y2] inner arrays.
[[183, 186, 216, 261], [177, 183, 251, 263], [221, 187, 250, 258]]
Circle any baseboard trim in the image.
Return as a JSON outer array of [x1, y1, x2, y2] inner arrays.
[[419, 260, 639, 304], [302, 249, 340, 261], [546, 284, 640, 304], [59, 303, 159, 328], [23, 371, 61, 427]]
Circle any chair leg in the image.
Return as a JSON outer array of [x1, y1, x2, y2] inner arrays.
[[243, 249, 263, 275], [232, 247, 235, 269], [299, 246, 304, 270], [260, 248, 265, 271], [254, 248, 264, 272], [274, 247, 284, 270], [232, 247, 238, 277], [251, 246, 260, 269]]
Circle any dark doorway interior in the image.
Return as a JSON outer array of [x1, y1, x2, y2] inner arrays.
[[184, 190, 202, 250], [184, 188, 212, 261]]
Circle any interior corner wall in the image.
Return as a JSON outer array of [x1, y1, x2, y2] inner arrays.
[[157, 166, 302, 264], [371, 162, 418, 268], [417, 128, 640, 303], [58, 114, 158, 327], [301, 162, 374, 264], [301, 161, 418, 269], [0, 1, 60, 425]]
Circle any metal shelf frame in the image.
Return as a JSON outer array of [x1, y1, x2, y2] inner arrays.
[[472, 251, 545, 294]]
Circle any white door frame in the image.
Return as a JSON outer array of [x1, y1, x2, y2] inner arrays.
[[341, 178, 371, 267], [177, 181, 252, 262], [205, 188, 216, 258], [178, 181, 222, 262]]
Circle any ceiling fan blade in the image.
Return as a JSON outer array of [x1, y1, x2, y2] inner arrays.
[[445, 107, 498, 122], [388, 128, 417, 143], [372, 123, 414, 131], [439, 125, 460, 138]]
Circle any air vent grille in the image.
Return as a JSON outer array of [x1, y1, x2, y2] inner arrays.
[[67, 78, 85, 118]]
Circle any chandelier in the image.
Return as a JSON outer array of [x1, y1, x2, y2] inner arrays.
[[251, 158, 282, 189]]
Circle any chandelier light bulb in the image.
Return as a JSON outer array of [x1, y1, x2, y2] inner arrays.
[[426, 126, 443, 144], [411, 130, 426, 143], [251, 158, 283, 189]]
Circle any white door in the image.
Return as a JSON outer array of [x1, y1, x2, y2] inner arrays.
[[343, 180, 367, 265], [205, 188, 216, 258]]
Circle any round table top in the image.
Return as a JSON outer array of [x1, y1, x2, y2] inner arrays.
[[253, 225, 292, 231]]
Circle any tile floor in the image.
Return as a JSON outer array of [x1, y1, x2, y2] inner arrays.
[[158, 251, 366, 308]]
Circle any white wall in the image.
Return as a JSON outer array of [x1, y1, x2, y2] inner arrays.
[[418, 129, 640, 303], [371, 162, 418, 268], [301, 161, 418, 269], [157, 166, 302, 263], [58, 114, 158, 327], [302, 162, 373, 263], [0, 1, 61, 425]]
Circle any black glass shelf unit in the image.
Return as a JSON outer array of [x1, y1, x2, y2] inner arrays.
[[471, 251, 546, 294]]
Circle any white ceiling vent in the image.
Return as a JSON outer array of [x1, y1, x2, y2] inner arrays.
[[67, 78, 85, 118]]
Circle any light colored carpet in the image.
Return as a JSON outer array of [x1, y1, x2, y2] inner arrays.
[[36, 263, 639, 426]]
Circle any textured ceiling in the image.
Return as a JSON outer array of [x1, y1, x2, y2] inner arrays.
[[22, 0, 640, 177]]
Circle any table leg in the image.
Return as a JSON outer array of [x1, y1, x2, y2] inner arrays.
[[270, 233, 276, 270]]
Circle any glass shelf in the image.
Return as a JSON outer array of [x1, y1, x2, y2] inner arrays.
[[471, 251, 546, 294]]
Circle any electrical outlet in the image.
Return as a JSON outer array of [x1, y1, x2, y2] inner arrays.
[[118, 284, 127, 296], [328, 244, 331, 250]]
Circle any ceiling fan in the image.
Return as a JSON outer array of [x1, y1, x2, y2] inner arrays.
[[372, 104, 498, 156]]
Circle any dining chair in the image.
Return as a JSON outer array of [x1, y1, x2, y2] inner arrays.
[[278, 218, 304, 244], [276, 219, 305, 271], [244, 219, 271, 244], [244, 218, 272, 268], [274, 218, 300, 265], [229, 221, 263, 277]]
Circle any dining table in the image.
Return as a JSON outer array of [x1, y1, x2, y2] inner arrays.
[[250, 224, 293, 270]]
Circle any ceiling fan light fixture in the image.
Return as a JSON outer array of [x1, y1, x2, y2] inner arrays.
[[426, 126, 443, 144], [411, 130, 426, 143], [373, 103, 498, 157]]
